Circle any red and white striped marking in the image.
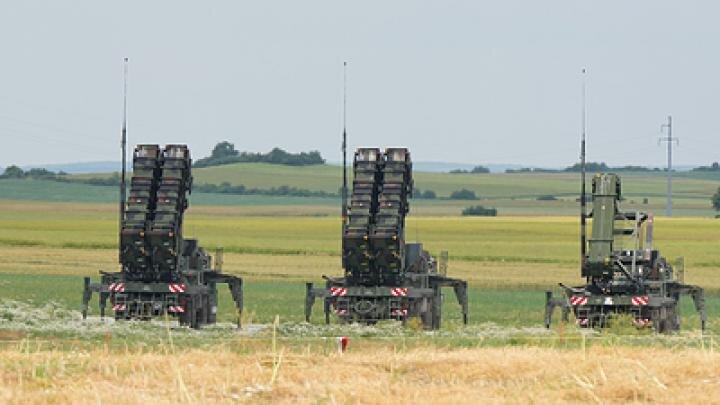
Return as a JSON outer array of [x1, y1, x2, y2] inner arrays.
[[390, 288, 408, 297], [576, 318, 589, 326], [168, 306, 185, 313], [168, 284, 186, 293], [112, 304, 126, 311], [633, 318, 650, 327], [334, 309, 349, 315], [391, 309, 408, 316], [108, 283, 125, 293], [631, 296, 649, 306], [330, 287, 347, 296], [570, 296, 588, 306]]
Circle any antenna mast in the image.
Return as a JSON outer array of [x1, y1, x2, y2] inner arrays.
[[341, 62, 348, 229], [120, 57, 128, 253], [580, 68, 588, 274], [660, 116, 677, 217]]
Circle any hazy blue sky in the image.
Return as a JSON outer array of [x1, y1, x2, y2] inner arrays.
[[0, 1, 718, 168]]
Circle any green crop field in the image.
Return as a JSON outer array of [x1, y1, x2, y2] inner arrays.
[[0, 200, 718, 332]]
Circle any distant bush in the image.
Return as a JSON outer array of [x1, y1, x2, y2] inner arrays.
[[712, 187, 720, 211], [449, 165, 490, 174], [195, 142, 325, 167], [413, 188, 437, 199], [421, 190, 437, 199], [536, 195, 557, 201], [449, 189, 478, 200], [461, 205, 497, 216]]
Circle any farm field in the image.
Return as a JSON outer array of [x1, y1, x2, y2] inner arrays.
[[0, 200, 718, 325], [75, 162, 720, 199], [1, 200, 719, 403]]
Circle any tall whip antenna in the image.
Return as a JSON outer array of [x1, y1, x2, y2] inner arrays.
[[119, 57, 129, 255], [341, 62, 348, 229], [580, 68, 588, 276], [659, 116, 677, 217], [341, 62, 348, 268]]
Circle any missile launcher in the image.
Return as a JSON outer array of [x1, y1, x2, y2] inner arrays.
[[306, 148, 468, 329], [82, 145, 243, 328]]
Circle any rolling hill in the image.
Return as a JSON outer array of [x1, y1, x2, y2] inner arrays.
[[3, 163, 718, 216]]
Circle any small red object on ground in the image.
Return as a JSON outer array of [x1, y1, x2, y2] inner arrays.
[[336, 336, 349, 353]]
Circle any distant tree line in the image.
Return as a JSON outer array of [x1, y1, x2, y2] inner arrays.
[[563, 162, 662, 172], [1, 165, 337, 198], [506, 162, 671, 173], [193, 182, 337, 198], [414, 188, 480, 200], [0, 165, 67, 179], [449, 165, 490, 174], [523, 162, 720, 173], [194, 142, 325, 168], [693, 162, 720, 172], [505, 167, 557, 173]]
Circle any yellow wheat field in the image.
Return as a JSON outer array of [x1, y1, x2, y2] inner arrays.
[[1, 343, 719, 404]]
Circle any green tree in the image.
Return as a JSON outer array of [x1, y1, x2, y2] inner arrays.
[[1, 165, 25, 178], [471, 165, 490, 173], [210, 141, 239, 159], [712, 187, 720, 211], [564, 161, 609, 172]]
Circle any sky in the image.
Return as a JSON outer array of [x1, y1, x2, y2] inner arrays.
[[0, 1, 718, 168]]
